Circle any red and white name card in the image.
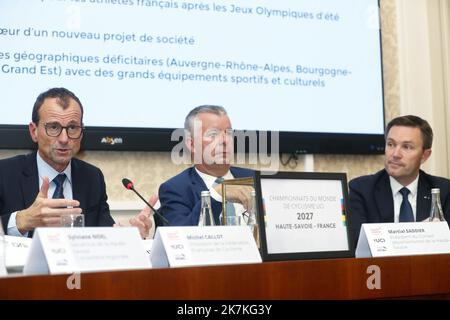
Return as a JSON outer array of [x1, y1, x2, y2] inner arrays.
[[356, 222, 450, 258], [24, 227, 151, 275], [4, 235, 32, 272], [0, 235, 6, 276], [151, 226, 261, 268]]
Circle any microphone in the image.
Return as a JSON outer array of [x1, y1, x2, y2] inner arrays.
[[122, 178, 170, 226]]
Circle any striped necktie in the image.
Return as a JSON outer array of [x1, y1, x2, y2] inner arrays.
[[52, 173, 66, 199]]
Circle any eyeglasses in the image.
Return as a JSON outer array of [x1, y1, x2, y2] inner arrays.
[[203, 128, 234, 140], [43, 122, 84, 139]]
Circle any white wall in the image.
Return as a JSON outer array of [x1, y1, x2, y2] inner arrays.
[[396, 0, 450, 177]]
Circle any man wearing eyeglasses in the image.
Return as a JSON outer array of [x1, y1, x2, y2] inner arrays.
[[0, 87, 153, 238], [157, 105, 254, 226]]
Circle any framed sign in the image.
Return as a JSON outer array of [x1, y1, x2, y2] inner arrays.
[[254, 171, 353, 261]]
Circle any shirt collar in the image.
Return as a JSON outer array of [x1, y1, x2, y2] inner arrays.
[[36, 152, 72, 184], [389, 174, 419, 197], [195, 167, 233, 188]]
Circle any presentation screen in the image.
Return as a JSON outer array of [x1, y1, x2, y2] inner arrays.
[[0, 0, 385, 153]]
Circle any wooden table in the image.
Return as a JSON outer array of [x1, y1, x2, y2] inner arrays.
[[1, 254, 450, 299]]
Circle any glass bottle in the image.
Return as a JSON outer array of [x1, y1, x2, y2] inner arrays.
[[247, 190, 260, 248], [429, 188, 446, 222], [199, 191, 215, 226]]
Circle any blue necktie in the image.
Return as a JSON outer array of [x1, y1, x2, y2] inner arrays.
[[52, 174, 66, 199], [399, 187, 414, 222], [215, 177, 236, 217]]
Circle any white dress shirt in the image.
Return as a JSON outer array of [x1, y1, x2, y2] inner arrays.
[[389, 175, 419, 223], [194, 168, 246, 225]]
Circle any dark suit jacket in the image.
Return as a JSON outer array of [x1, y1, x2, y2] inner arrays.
[[158, 166, 254, 226], [0, 152, 115, 234], [348, 169, 450, 249]]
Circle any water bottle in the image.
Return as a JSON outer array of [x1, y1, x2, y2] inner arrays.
[[247, 190, 260, 248], [429, 188, 446, 222], [199, 190, 215, 226]]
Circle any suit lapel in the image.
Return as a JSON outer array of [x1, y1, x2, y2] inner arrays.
[[189, 167, 208, 196], [374, 171, 395, 222], [71, 159, 86, 209], [20, 152, 40, 208], [230, 167, 245, 178], [20, 152, 39, 238], [416, 171, 431, 222]]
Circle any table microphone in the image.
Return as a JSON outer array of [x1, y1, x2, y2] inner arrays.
[[122, 178, 170, 226]]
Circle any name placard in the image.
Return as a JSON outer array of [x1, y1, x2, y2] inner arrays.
[[151, 226, 262, 268], [255, 171, 352, 261], [4, 235, 32, 271], [0, 235, 6, 276], [142, 239, 153, 266], [356, 222, 450, 258], [24, 227, 151, 275]]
